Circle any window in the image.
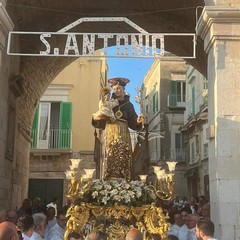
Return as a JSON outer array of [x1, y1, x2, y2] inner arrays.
[[176, 81, 186, 102], [153, 92, 158, 114], [192, 86, 195, 115], [175, 133, 184, 160], [169, 81, 186, 107], [175, 133, 183, 149], [32, 102, 72, 149]]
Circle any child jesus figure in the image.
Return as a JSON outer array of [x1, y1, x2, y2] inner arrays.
[[93, 87, 119, 121]]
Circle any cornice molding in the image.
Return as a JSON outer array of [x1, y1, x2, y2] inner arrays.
[[196, 6, 240, 53], [0, 3, 14, 36]]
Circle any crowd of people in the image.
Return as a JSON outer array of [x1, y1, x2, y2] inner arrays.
[[0, 197, 70, 240], [0, 197, 144, 240], [165, 195, 217, 240], [0, 194, 217, 240]]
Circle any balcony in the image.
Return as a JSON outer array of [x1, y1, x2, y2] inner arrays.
[[170, 148, 185, 161], [167, 94, 186, 108], [31, 129, 72, 151], [185, 91, 208, 121]]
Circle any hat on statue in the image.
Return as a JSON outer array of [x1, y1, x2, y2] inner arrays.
[[108, 77, 130, 87]]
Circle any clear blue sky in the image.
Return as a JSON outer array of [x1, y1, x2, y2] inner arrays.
[[106, 47, 154, 115]]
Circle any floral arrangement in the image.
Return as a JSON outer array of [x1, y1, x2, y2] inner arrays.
[[77, 179, 156, 206]]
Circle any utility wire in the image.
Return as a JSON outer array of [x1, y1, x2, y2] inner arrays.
[[7, 3, 202, 17]]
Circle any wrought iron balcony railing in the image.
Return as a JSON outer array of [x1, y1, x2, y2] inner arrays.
[[170, 148, 185, 161], [31, 129, 72, 149]]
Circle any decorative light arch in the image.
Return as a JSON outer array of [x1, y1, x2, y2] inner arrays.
[[7, 17, 196, 58]]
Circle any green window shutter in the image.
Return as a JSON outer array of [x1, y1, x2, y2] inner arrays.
[[192, 86, 195, 115], [59, 102, 72, 148], [31, 105, 39, 148], [170, 81, 177, 106]]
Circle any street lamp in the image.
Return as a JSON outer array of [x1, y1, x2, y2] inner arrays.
[[69, 158, 81, 170], [83, 169, 95, 180], [166, 161, 177, 172], [65, 159, 95, 199], [139, 161, 177, 201]]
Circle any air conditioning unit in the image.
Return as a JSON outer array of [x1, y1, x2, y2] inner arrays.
[[206, 125, 215, 139]]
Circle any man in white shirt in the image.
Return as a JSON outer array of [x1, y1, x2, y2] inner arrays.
[[46, 197, 58, 217], [195, 219, 217, 240], [46, 211, 67, 240], [178, 213, 199, 240], [168, 212, 183, 236], [44, 207, 56, 240], [30, 213, 46, 240]]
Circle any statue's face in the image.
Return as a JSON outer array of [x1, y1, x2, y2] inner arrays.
[[105, 93, 110, 101], [112, 85, 124, 99]]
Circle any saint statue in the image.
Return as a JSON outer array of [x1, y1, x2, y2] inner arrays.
[[92, 77, 144, 181]]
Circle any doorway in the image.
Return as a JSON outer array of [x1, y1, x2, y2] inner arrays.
[[28, 179, 63, 213]]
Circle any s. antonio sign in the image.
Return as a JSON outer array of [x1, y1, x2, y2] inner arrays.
[[7, 17, 196, 58]]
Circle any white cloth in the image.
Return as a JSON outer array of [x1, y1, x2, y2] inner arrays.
[[207, 238, 217, 240], [30, 231, 44, 240], [46, 223, 65, 240], [46, 202, 57, 216], [168, 224, 181, 236], [22, 233, 31, 240]]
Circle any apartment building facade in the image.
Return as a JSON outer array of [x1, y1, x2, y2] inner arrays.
[[141, 58, 187, 196], [180, 65, 209, 199], [29, 56, 107, 208]]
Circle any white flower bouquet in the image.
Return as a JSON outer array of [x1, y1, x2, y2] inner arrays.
[[78, 179, 156, 206]]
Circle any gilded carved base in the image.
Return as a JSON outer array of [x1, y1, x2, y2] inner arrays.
[[64, 203, 170, 240]]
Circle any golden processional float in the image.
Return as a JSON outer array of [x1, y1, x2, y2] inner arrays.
[[64, 157, 177, 240]]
